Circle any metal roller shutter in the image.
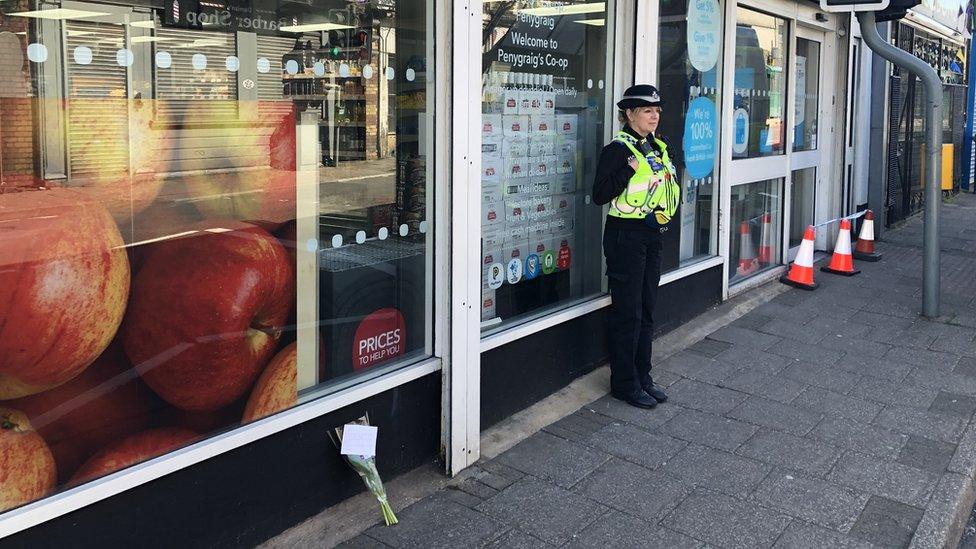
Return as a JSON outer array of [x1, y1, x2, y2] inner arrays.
[[65, 20, 129, 180], [153, 28, 238, 122]]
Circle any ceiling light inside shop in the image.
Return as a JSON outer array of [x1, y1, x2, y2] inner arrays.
[[574, 18, 605, 25], [66, 30, 96, 36], [130, 20, 155, 28], [9, 8, 110, 19], [279, 22, 353, 33], [517, 2, 604, 16]]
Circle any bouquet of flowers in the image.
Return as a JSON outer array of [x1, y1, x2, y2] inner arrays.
[[329, 415, 398, 526]]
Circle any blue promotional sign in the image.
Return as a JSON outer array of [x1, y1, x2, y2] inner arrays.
[[687, 0, 721, 72], [682, 96, 717, 179]]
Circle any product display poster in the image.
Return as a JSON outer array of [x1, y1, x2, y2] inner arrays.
[[682, 96, 717, 180], [687, 0, 721, 73]]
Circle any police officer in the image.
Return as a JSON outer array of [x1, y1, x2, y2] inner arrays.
[[592, 84, 680, 409]]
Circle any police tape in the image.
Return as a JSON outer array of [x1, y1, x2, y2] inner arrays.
[[812, 209, 867, 228], [745, 209, 867, 228]]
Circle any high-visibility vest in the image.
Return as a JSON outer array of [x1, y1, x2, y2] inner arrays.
[[608, 131, 680, 226]]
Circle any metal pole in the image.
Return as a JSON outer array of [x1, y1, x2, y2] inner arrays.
[[856, 11, 942, 317]]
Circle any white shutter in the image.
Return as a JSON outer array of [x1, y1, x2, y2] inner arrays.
[[65, 20, 129, 180], [256, 35, 294, 100], [154, 28, 238, 121]]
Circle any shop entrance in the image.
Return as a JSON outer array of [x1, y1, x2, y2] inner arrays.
[[788, 26, 830, 259]]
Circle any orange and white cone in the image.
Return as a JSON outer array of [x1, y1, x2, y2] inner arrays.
[[853, 210, 882, 262], [736, 220, 759, 277], [757, 213, 773, 265], [821, 218, 860, 276], [780, 225, 818, 290]]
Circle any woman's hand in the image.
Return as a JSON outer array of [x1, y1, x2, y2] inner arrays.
[[627, 155, 639, 171]]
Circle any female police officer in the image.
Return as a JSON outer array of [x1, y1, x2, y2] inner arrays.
[[592, 84, 680, 409]]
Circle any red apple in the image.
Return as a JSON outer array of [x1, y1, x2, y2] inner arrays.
[[0, 189, 131, 399], [7, 343, 155, 482], [69, 427, 198, 486], [243, 342, 297, 423], [0, 407, 57, 512], [122, 222, 294, 411]]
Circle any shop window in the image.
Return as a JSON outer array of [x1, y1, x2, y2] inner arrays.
[[793, 37, 820, 152], [729, 179, 783, 285], [657, 0, 722, 271], [732, 8, 787, 159], [0, 0, 432, 515], [479, 2, 612, 331], [790, 168, 816, 248]]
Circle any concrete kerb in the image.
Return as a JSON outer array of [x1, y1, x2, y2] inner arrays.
[[263, 278, 791, 548]]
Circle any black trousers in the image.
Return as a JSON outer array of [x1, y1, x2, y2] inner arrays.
[[603, 226, 662, 397]]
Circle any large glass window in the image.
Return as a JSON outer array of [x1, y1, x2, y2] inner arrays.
[[793, 37, 820, 152], [0, 0, 432, 513], [729, 179, 783, 285], [480, 2, 611, 331], [732, 8, 787, 159], [658, 0, 723, 271]]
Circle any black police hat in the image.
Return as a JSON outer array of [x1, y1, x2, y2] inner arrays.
[[616, 84, 663, 109]]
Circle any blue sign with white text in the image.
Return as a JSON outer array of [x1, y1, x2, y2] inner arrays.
[[682, 96, 717, 180]]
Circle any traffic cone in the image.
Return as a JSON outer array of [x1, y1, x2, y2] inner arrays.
[[780, 225, 818, 290], [757, 212, 773, 265], [736, 220, 758, 277], [853, 210, 882, 262], [821, 218, 860, 276]]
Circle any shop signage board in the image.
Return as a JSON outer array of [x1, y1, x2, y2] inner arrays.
[[164, 0, 288, 35], [819, 0, 890, 12]]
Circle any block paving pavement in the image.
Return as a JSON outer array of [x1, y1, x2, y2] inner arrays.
[[344, 193, 976, 548]]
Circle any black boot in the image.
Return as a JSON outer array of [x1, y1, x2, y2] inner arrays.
[[611, 390, 658, 409], [643, 382, 668, 403]]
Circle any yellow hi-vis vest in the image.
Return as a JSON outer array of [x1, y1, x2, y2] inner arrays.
[[608, 131, 680, 226]]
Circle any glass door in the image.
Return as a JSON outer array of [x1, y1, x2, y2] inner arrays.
[[727, 6, 789, 288], [789, 27, 825, 259]]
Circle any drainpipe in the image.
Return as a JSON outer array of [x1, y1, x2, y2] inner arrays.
[[857, 11, 942, 318]]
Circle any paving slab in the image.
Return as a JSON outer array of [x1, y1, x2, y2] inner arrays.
[[665, 378, 748, 414], [662, 489, 792, 549], [751, 470, 870, 532], [834, 353, 915, 383], [495, 431, 609, 489], [721, 368, 807, 403], [365, 494, 507, 549], [476, 479, 608, 546], [565, 511, 703, 549], [768, 339, 845, 367], [727, 396, 823, 436], [779, 360, 861, 394], [584, 394, 682, 431], [659, 443, 772, 498], [574, 458, 693, 523], [485, 529, 551, 549], [850, 495, 925, 549], [657, 407, 758, 451], [736, 428, 842, 477], [850, 377, 940, 409], [772, 521, 882, 549], [898, 436, 957, 475], [585, 422, 686, 470], [929, 391, 976, 419], [658, 351, 737, 385], [791, 387, 882, 424], [808, 417, 910, 461], [705, 325, 782, 350], [884, 347, 961, 372], [909, 473, 976, 549], [828, 451, 940, 508], [873, 405, 967, 443]]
